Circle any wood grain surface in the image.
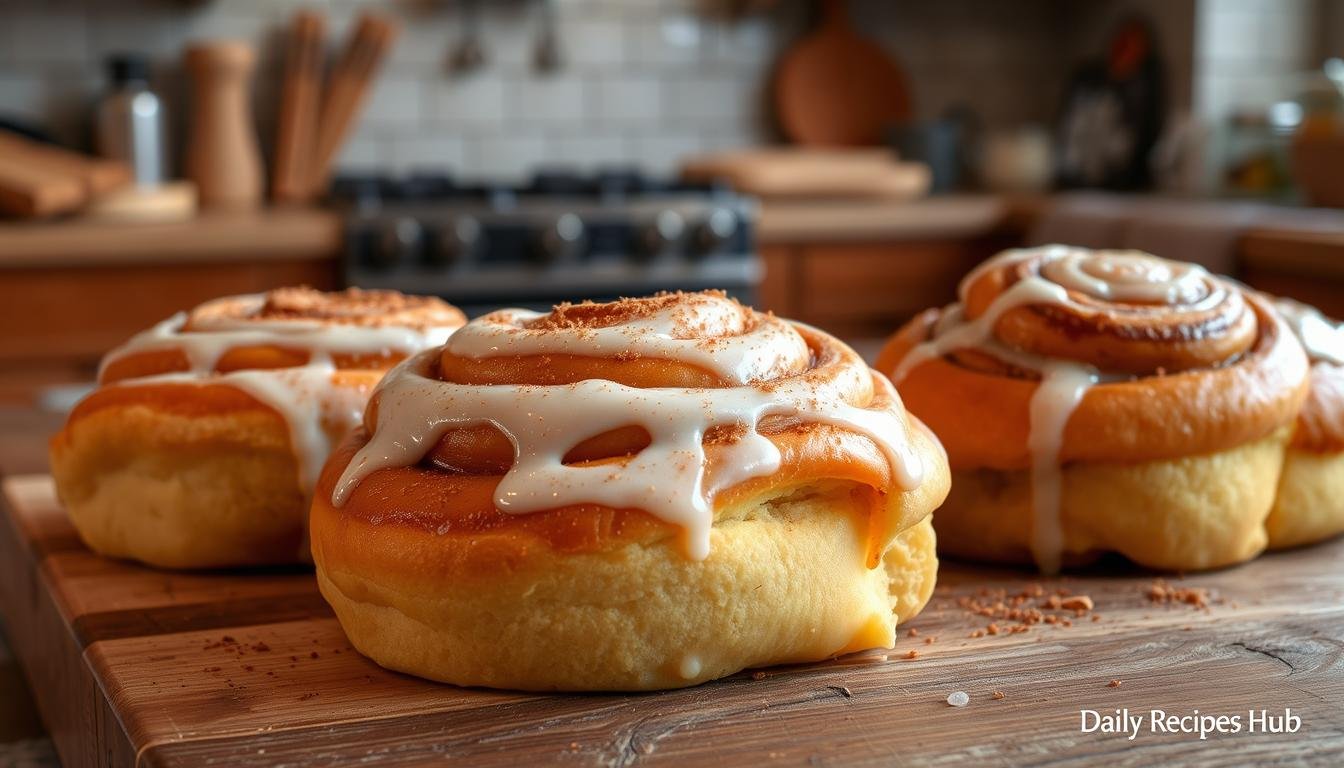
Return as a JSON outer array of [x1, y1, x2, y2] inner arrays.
[[2, 474, 1342, 767]]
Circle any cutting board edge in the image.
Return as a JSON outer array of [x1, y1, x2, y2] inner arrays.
[[0, 471, 139, 768]]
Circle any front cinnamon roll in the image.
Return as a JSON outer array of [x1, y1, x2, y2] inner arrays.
[[49, 287, 466, 568], [1265, 298, 1344, 549], [876, 246, 1309, 572], [311, 291, 950, 691]]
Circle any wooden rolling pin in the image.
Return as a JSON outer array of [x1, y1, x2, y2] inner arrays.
[[272, 10, 326, 204], [307, 13, 398, 196], [0, 130, 131, 218], [184, 41, 264, 210]]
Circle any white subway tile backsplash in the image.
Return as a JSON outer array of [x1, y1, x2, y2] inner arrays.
[[626, 15, 705, 66], [465, 133, 550, 179], [507, 75, 586, 124], [663, 74, 755, 125], [388, 135, 467, 172], [431, 74, 507, 127], [628, 132, 703, 174], [335, 137, 386, 171], [546, 132, 636, 168], [558, 18, 626, 68], [0, 0, 1224, 181], [3, 10, 90, 66], [360, 77, 424, 129], [593, 75, 662, 122]]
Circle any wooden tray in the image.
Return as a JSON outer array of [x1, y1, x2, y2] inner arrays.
[[2, 473, 1342, 767]]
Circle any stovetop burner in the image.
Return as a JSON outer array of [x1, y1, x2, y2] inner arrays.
[[337, 168, 760, 316], [331, 167, 728, 207]]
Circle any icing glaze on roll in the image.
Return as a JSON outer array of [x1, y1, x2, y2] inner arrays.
[[891, 246, 1280, 573], [97, 288, 465, 492], [333, 291, 928, 561], [1274, 298, 1344, 451], [1275, 298, 1344, 366]]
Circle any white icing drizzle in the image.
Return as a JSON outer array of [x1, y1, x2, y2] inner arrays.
[[1275, 298, 1344, 366], [891, 246, 1223, 573], [97, 294, 459, 493], [333, 302, 926, 562], [448, 296, 809, 385]]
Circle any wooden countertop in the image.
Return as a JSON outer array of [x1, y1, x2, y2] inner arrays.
[[0, 208, 342, 268], [0, 197, 1340, 288], [1, 406, 1341, 765], [1242, 226, 1344, 279], [756, 195, 1025, 244]]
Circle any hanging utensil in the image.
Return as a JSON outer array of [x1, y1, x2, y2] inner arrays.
[[451, 0, 487, 73], [533, 0, 562, 73]]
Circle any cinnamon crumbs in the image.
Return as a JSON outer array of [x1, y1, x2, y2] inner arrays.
[[952, 584, 1097, 636], [1146, 579, 1213, 609]]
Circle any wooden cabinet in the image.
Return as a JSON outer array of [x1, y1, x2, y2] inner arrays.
[[1239, 228, 1344, 319], [758, 236, 1013, 338], [0, 210, 340, 404]]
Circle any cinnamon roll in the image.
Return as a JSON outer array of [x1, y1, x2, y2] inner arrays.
[[1265, 298, 1344, 549], [310, 291, 950, 691], [876, 246, 1309, 573], [50, 287, 465, 569]]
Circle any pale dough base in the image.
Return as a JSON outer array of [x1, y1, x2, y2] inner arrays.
[[315, 489, 938, 692], [1266, 447, 1344, 550], [50, 403, 308, 569], [932, 430, 1293, 571]]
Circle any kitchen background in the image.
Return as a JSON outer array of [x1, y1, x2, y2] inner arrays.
[[5, 0, 1344, 763], [4, 0, 1344, 435], [2, 0, 1338, 176]]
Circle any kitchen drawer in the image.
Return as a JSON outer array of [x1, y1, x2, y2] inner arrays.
[[762, 238, 1008, 338]]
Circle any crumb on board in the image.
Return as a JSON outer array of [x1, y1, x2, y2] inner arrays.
[[904, 650, 920, 660], [992, 691, 1006, 700], [1146, 579, 1212, 609], [946, 691, 970, 707], [1108, 680, 1123, 688], [953, 585, 1097, 638]]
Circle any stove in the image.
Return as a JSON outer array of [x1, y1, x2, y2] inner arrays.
[[335, 168, 761, 316]]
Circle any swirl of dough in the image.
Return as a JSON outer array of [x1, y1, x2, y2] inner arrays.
[[330, 290, 940, 563], [878, 247, 1309, 572]]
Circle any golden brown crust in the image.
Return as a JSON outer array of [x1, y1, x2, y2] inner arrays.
[[311, 291, 951, 689], [313, 415, 950, 580], [876, 277, 1308, 471], [314, 507, 939, 692], [50, 287, 465, 569], [1293, 362, 1344, 452], [49, 400, 306, 568], [1266, 445, 1344, 549], [930, 429, 1290, 571], [339, 293, 944, 566]]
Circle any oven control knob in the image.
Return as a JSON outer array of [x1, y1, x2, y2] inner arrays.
[[535, 212, 587, 263], [691, 207, 738, 257], [346, 221, 385, 270], [637, 209, 686, 258], [377, 216, 424, 268], [428, 216, 483, 267]]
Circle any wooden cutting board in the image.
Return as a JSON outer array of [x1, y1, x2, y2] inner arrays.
[[681, 149, 930, 200], [773, 0, 911, 146], [2, 473, 1342, 767]]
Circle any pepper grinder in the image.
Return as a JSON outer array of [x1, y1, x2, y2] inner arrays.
[[184, 41, 263, 209]]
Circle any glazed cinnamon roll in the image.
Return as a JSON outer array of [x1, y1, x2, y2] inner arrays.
[[311, 291, 950, 691], [1266, 298, 1344, 549], [50, 287, 465, 568], [876, 246, 1309, 573]]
